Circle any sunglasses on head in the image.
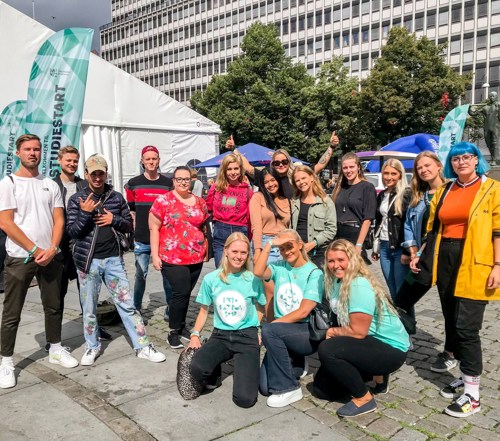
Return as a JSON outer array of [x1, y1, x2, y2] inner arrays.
[[272, 159, 290, 167]]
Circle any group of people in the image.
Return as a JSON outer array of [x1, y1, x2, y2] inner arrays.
[[0, 133, 498, 420]]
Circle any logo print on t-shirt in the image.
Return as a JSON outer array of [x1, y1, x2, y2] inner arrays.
[[276, 283, 303, 315], [215, 290, 247, 325]]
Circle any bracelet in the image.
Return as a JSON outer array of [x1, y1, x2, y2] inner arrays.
[[416, 251, 422, 257], [190, 330, 201, 338], [268, 240, 273, 248], [28, 245, 38, 256], [494, 262, 500, 266], [313, 239, 318, 249], [356, 243, 363, 247]]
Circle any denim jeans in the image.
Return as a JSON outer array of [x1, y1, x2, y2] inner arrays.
[[133, 242, 172, 312], [191, 327, 260, 408], [78, 256, 150, 350], [213, 222, 248, 267], [252, 235, 282, 264], [260, 322, 319, 395], [379, 240, 409, 301]]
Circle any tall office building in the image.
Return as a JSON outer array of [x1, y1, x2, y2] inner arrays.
[[101, 0, 500, 105]]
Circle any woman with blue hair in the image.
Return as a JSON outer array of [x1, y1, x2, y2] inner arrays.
[[410, 142, 500, 418]]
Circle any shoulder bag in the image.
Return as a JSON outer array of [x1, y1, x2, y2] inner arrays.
[[413, 182, 453, 286], [372, 194, 396, 255]]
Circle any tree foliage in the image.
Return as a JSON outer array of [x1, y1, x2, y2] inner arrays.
[[190, 22, 315, 159], [357, 27, 470, 148]]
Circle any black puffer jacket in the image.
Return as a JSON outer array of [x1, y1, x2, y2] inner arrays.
[[66, 184, 133, 273], [375, 188, 411, 254]]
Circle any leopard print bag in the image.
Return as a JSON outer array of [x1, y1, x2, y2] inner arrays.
[[176, 347, 204, 400]]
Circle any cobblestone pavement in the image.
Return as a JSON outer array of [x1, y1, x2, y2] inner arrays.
[[2, 253, 499, 440]]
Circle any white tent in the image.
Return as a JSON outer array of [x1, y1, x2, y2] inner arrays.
[[0, 2, 220, 190]]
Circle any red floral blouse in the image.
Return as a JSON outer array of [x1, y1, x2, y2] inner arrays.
[[150, 192, 208, 265]]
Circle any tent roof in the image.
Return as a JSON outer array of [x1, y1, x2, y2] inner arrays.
[[0, 1, 220, 134]]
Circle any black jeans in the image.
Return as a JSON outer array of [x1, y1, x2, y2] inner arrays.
[[315, 335, 407, 399], [161, 261, 203, 332], [1, 255, 64, 356], [336, 224, 371, 265], [435, 239, 487, 376], [190, 327, 260, 408]]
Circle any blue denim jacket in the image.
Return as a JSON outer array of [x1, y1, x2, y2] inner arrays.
[[401, 194, 428, 249]]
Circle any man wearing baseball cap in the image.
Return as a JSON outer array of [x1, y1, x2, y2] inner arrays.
[[66, 153, 166, 365], [125, 146, 172, 320]]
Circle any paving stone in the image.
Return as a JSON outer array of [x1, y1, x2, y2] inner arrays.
[[365, 416, 402, 438], [330, 420, 367, 440], [390, 386, 423, 401], [468, 426, 500, 441], [76, 392, 107, 410], [485, 407, 500, 422], [305, 407, 339, 427], [428, 413, 469, 432], [390, 427, 428, 441], [413, 418, 454, 438], [291, 398, 316, 412], [384, 408, 420, 426], [447, 434, 479, 441], [466, 413, 498, 430]]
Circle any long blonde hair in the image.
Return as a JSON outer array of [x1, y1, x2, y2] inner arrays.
[[215, 153, 244, 192], [381, 159, 408, 217], [272, 149, 295, 179], [323, 240, 397, 326], [218, 232, 252, 283], [291, 165, 327, 204], [410, 151, 445, 208], [276, 229, 310, 263], [331, 152, 367, 202]]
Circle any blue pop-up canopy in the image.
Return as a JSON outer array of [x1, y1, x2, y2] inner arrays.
[[196, 143, 307, 167], [365, 133, 439, 172]]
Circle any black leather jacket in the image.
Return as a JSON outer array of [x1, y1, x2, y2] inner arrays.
[[66, 184, 133, 273], [375, 188, 411, 254]]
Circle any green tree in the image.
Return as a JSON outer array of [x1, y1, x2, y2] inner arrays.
[[190, 22, 314, 159], [301, 57, 360, 158], [357, 27, 471, 148]]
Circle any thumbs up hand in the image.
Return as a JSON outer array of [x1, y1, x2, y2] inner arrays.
[[226, 134, 235, 150]]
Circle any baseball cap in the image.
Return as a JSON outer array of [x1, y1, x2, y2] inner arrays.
[[85, 154, 108, 174], [141, 145, 159, 156]]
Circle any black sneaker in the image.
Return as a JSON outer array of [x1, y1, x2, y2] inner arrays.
[[98, 327, 113, 341], [179, 328, 191, 342], [430, 352, 457, 372], [445, 393, 480, 418], [167, 331, 184, 349], [440, 377, 464, 399], [373, 374, 390, 395]]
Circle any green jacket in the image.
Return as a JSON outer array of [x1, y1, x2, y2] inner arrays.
[[290, 196, 337, 249]]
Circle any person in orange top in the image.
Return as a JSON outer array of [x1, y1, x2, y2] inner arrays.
[[411, 142, 500, 418], [249, 168, 291, 320]]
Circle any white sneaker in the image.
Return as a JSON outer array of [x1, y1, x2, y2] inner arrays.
[[136, 344, 166, 363], [300, 358, 309, 379], [0, 364, 15, 389], [266, 387, 303, 408], [49, 347, 79, 368], [81, 348, 101, 366]]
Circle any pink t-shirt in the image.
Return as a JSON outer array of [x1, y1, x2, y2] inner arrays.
[[205, 182, 252, 226], [150, 192, 208, 265]]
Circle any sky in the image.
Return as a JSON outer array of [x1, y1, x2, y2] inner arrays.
[[3, 0, 111, 51]]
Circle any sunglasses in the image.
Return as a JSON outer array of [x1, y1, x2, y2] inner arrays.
[[272, 159, 290, 167]]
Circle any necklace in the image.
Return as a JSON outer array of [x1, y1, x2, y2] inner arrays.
[[456, 176, 480, 189], [342, 184, 356, 213]]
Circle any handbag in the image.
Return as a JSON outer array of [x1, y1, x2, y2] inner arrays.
[[364, 225, 375, 250], [309, 300, 336, 341], [372, 194, 396, 255], [413, 182, 453, 286], [113, 228, 134, 253], [176, 347, 204, 400], [396, 307, 417, 335]]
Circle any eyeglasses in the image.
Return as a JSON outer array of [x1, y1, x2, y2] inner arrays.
[[174, 177, 191, 183], [451, 154, 476, 164], [272, 159, 290, 167]]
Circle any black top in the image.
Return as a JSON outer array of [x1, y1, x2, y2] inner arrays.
[[334, 180, 377, 224], [296, 202, 311, 243], [91, 192, 119, 259]]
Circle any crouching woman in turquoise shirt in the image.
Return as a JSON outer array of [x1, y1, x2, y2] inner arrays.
[[189, 232, 266, 408], [254, 229, 323, 409], [314, 239, 409, 418]]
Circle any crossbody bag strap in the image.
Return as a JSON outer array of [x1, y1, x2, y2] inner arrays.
[[430, 181, 453, 235], [375, 192, 397, 238]]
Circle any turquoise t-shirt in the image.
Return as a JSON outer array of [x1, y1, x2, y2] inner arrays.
[[329, 276, 409, 352], [268, 261, 323, 321], [196, 269, 266, 330]]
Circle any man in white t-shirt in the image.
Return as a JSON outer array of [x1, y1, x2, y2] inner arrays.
[[0, 134, 79, 389]]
